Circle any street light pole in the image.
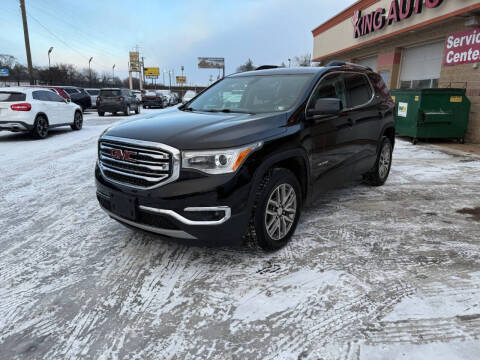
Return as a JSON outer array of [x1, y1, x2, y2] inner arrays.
[[48, 47, 53, 85], [88, 57, 93, 87], [112, 64, 115, 86], [288, 58, 291, 68]]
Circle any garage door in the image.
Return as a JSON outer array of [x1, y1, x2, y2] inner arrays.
[[400, 41, 444, 89], [356, 56, 377, 71]]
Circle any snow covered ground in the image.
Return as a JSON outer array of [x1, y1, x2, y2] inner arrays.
[[0, 109, 479, 359]]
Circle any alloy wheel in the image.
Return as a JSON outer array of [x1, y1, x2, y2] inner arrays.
[[378, 142, 392, 179], [264, 183, 297, 241], [75, 112, 82, 128], [37, 118, 48, 138]]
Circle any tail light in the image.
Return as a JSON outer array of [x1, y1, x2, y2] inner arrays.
[[119, 97, 124, 101], [11, 103, 32, 111]]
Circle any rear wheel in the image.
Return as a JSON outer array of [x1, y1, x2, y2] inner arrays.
[[124, 105, 130, 116], [31, 115, 49, 139], [71, 111, 83, 130], [363, 137, 393, 186], [135, 105, 140, 114], [98, 111, 104, 116], [247, 168, 302, 251]]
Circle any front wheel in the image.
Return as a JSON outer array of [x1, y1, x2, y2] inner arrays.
[[135, 105, 140, 114], [363, 137, 393, 186], [98, 111, 104, 116], [71, 111, 83, 130], [247, 168, 302, 251], [124, 105, 130, 116]]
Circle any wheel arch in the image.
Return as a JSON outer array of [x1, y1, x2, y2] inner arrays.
[[35, 112, 49, 125]]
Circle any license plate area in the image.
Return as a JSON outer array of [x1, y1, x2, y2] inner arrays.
[[110, 193, 137, 220]]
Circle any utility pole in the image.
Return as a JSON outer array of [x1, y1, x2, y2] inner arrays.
[[112, 64, 115, 86], [48, 47, 53, 85], [140, 56, 144, 91], [89, 57, 93, 87], [19, 0, 34, 85]]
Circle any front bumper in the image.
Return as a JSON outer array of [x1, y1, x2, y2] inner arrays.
[[95, 164, 253, 242], [0, 121, 32, 132]]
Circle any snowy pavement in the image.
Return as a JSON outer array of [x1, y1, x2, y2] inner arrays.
[[0, 109, 479, 359]]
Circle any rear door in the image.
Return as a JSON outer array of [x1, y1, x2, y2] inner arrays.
[[343, 72, 379, 174], [33, 90, 61, 124]]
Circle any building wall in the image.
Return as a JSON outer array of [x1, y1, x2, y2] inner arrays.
[[314, 13, 480, 143]]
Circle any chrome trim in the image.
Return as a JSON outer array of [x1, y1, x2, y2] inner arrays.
[[100, 163, 169, 182], [98, 135, 180, 190], [139, 205, 231, 226], [305, 70, 376, 119], [100, 143, 170, 160], [100, 154, 169, 172], [103, 209, 197, 240]]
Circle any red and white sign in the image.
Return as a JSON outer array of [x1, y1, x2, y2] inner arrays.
[[444, 28, 480, 66]]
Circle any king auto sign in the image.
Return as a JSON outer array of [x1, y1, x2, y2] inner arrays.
[[353, 0, 444, 38], [444, 28, 480, 66]]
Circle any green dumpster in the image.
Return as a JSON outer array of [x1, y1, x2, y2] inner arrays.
[[390, 88, 471, 144]]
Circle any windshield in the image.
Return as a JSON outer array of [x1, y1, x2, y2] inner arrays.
[[185, 74, 313, 114], [87, 89, 99, 95]]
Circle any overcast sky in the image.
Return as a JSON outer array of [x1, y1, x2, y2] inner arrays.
[[1, 0, 354, 86]]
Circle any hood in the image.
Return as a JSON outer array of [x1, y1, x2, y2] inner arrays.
[[104, 108, 287, 150]]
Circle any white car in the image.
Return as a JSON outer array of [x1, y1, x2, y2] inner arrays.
[[182, 90, 197, 103], [0, 87, 83, 139], [85, 88, 100, 109]]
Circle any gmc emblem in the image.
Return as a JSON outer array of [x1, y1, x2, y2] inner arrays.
[[110, 148, 137, 162]]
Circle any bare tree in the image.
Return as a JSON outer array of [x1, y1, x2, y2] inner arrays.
[[236, 59, 255, 72], [294, 53, 311, 67]]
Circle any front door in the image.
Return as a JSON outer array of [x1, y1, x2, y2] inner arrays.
[[305, 72, 356, 193]]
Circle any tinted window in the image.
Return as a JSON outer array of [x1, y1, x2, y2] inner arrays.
[[33, 90, 51, 101], [46, 91, 65, 102], [100, 90, 121, 97], [309, 73, 346, 109], [344, 73, 372, 108], [86, 89, 100, 95], [64, 88, 79, 95], [0, 92, 26, 102]]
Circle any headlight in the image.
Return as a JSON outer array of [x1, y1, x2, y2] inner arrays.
[[182, 142, 263, 174]]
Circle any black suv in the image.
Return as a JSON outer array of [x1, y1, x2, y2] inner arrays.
[[97, 88, 140, 116], [95, 63, 395, 250]]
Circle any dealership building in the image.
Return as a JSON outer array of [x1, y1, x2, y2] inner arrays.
[[312, 0, 480, 143]]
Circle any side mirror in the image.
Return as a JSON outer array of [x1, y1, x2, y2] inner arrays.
[[307, 98, 341, 117]]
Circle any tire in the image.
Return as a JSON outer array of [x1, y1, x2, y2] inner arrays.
[[246, 168, 302, 251], [98, 111, 104, 117], [363, 137, 393, 186], [412, 138, 418, 145], [71, 111, 83, 130], [124, 105, 130, 116], [135, 105, 140, 114], [31, 115, 49, 139]]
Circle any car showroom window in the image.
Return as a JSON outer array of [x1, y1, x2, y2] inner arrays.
[[344, 73, 372, 108], [308, 73, 346, 109]]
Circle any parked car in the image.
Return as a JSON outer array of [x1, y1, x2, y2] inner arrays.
[[85, 88, 100, 109], [182, 90, 197, 103], [26, 85, 71, 101], [170, 92, 180, 104], [142, 90, 168, 109], [95, 63, 395, 250], [0, 87, 83, 139], [156, 90, 175, 105], [60, 86, 92, 111], [132, 90, 142, 103], [97, 88, 140, 116]]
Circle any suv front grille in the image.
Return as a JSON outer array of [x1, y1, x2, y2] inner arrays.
[[98, 136, 180, 189]]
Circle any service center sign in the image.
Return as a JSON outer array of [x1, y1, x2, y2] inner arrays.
[[444, 28, 480, 66]]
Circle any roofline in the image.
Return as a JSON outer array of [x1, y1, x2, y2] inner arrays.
[[312, 3, 480, 61], [312, 0, 380, 37]]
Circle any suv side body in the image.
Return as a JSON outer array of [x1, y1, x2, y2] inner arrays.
[[95, 65, 394, 249], [97, 88, 140, 116]]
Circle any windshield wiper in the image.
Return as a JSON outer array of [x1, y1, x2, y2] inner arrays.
[[202, 109, 255, 115]]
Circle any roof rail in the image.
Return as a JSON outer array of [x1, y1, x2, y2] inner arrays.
[[255, 65, 279, 70], [326, 60, 372, 71]]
